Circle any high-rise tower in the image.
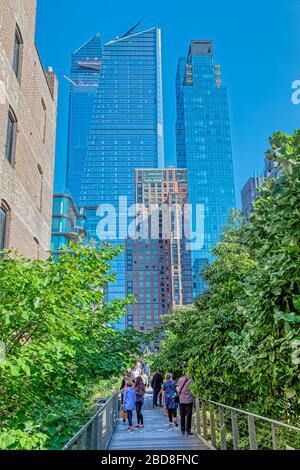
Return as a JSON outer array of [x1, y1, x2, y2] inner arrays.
[[176, 40, 236, 296], [79, 26, 164, 329]]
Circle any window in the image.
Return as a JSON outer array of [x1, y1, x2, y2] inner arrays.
[[12, 25, 23, 81], [0, 202, 10, 251], [0, 208, 7, 250], [5, 109, 17, 164]]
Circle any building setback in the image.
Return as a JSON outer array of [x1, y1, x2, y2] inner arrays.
[[0, 0, 58, 259], [125, 168, 193, 333], [176, 40, 236, 296]]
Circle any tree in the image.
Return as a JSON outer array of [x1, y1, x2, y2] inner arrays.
[[154, 130, 300, 422], [0, 243, 140, 449]]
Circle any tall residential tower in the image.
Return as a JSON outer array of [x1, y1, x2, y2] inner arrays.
[[176, 40, 236, 295]]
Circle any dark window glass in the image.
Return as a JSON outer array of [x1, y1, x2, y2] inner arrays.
[[5, 112, 16, 163], [12, 27, 22, 80], [0, 208, 7, 250]]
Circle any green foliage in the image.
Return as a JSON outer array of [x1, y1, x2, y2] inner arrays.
[[0, 243, 142, 449], [154, 130, 300, 426]]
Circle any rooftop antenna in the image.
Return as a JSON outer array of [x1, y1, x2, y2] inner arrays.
[[61, 74, 78, 87], [120, 20, 142, 38]]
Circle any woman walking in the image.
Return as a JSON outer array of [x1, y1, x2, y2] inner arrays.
[[162, 373, 179, 430], [123, 379, 136, 432], [141, 369, 148, 387], [176, 375, 195, 435], [134, 376, 145, 428]]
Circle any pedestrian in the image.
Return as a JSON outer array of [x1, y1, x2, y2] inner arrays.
[[151, 370, 163, 407], [158, 387, 168, 417], [120, 374, 127, 406], [143, 362, 150, 379], [176, 375, 195, 435], [134, 376, 145, 428], [123, 379, 137, 432], [141, 357, 150, 377], [163, 373, 179, 430], [141, 369, 148, 387]]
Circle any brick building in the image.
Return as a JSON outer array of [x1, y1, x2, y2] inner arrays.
[[0, 0, 58, 259]]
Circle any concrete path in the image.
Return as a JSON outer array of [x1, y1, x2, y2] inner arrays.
[[108, 392, 209, 451]]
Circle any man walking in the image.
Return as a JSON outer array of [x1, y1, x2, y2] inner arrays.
[[151, 370, 163, 407], [176, 375, 195, 435]]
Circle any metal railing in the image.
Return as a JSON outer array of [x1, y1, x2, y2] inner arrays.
[[195, 398, 300, 450], [63, 393, 119, 450]]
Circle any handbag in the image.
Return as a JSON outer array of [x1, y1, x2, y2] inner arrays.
[[174, 378, 189, 404]]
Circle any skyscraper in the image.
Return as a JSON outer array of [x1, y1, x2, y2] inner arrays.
[[65, 35, 102, 208], [79, 26, 164, 329], [125, 168, 193, 335], [176, 40, 236, 296], [241, 174, 261, 219], [241, 158, 279, 219]]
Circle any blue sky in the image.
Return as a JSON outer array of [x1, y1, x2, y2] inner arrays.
[[36, 0, 300, 205]]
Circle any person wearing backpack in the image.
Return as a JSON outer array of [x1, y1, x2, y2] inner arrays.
[[162, 373, 179, 430], [176, 376, 195, 435]]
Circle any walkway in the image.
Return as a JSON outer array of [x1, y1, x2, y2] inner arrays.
[[108, 392, 209, 451]]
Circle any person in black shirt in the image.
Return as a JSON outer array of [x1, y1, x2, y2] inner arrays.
[[151, 370, 163, 407]]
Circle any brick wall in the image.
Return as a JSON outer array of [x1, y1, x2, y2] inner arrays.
[[0, 0, 58, 260]]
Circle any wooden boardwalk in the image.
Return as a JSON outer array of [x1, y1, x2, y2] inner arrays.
[[108, 392, 209, 451]]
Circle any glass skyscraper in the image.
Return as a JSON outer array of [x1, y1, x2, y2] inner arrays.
[[176, 40, 236, 296], [65, 35, 102, 207], [79, 26, 164, 329]]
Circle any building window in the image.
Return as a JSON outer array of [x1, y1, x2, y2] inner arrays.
[[5, 109, 17, 164], [0, 208, 7, 250], [0, 201, 10, 251], [37, 165, 44, 211], [12, 25, 23, 81]]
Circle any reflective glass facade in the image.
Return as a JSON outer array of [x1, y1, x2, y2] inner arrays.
[[79, 27, 164, 330], [65, 35, 102, 208], [176, 40, 236, 296], [51, 194, 85, 255]]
